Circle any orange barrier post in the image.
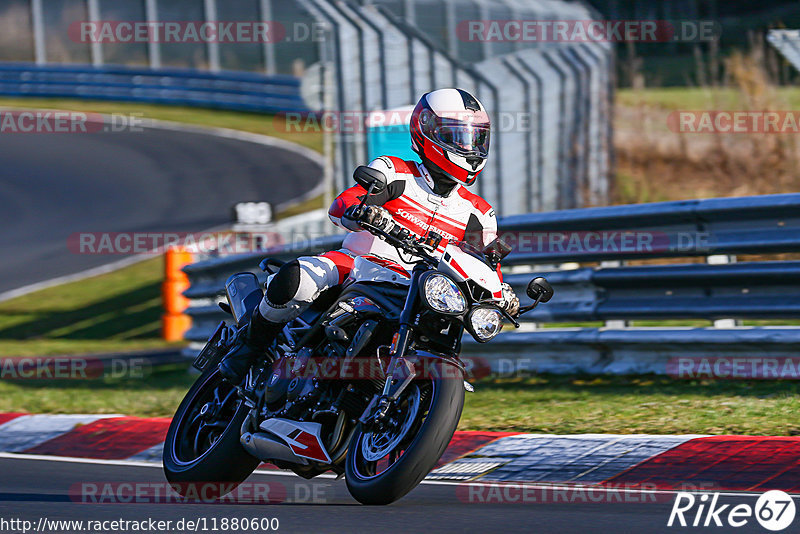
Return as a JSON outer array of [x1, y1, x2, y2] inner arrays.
[[162, 247, 194, 341]]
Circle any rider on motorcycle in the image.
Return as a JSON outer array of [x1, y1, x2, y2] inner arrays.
[[220, 88, 519, 381]]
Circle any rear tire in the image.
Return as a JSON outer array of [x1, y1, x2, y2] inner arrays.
[[345, 365, 464, 505], [163, 367, 259, 498]]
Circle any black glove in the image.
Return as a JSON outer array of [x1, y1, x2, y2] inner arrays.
[[500, 283, 520, 316], [342, 205, 392, 232]]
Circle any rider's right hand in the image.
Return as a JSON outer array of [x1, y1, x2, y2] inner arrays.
[[343, 205, 392, 233]]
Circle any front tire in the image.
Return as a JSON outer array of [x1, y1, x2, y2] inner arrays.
[[163, 367, 259, 498], [345, 365, 465, 505]]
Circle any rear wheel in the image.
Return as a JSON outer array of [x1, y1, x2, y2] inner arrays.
[[163, 368, 258, 498], [345, 364, 465, 505]]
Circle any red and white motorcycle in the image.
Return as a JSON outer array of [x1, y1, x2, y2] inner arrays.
[[163, 167, 553, 505]]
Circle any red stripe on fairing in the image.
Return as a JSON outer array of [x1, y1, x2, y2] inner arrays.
[[290, 431, 330, 463], [24, 416, 171, 459], [361, 255, 410, 278], [448, 258, 470, 279], [606, 436, 800, 492]]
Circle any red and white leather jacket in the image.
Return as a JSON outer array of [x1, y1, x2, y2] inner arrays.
[[328, 156, 500, 271]]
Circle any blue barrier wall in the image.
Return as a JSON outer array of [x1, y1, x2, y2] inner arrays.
[[0, 63, 309, 114]]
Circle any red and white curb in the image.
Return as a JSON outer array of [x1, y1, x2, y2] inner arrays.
[[1, 413, 798, 492]]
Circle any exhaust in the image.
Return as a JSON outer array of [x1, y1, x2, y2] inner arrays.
[[240, 432, 309, 465]]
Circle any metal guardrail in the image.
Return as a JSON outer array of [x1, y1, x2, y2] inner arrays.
[[182, 193, 800, 374], [0, 63, 308, 114], [499, 192, 800, 264]]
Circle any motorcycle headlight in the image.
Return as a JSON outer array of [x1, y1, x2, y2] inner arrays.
[[421, 274, 466, 314], [468, 307, 504, 342]]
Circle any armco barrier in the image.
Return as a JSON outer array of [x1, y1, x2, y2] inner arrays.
[[0, 63, 308, 114], [181, 193, 800, 375]]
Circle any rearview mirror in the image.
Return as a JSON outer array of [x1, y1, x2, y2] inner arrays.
[[484, 238, 513, 266], [526, 277, 554, 303], [353, 165, 387, 195]]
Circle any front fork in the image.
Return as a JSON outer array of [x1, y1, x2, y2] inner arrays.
[[361, 265, 426, 427]]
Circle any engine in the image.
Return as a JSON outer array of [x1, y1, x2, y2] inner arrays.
[[259, 316, 387, 425]]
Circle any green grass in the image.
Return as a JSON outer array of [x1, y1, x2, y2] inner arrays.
[[0, 97, 323, 153], [0, 369, 194, 417], [460, 374, 800, 435], [1, 371, 798, 435], [617, 86, 800, 111], [0, 258, 184, 357]]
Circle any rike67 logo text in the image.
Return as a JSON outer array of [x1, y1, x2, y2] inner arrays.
[[668, 491, 796, 531]]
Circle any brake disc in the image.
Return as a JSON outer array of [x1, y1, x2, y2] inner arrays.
[[361, 385, 421, 462]]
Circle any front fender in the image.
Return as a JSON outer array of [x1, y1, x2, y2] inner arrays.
[[405, 349, 466, 379]]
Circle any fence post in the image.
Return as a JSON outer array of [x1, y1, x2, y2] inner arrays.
[[145, 0, 161, 69], [87, 0, 103, 66], [259, 0, 277, 75], [162, 247, 194, 341], [30, 0, 46, 65], [203, 0, 221, 72]]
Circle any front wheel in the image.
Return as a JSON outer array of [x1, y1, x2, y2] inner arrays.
[[163, 367, 259, 498], [345, 364, 465, 505]]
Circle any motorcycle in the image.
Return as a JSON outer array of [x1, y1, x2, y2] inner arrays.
[[163, 166, 554, 505]]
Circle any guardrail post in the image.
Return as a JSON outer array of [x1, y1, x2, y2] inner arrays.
[[162, 247, 194, 341], [601, 260, 629, 328], [708, 254, 741, 328]]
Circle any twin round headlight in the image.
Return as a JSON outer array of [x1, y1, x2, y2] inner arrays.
[[421, 274, 504, 342], [421, 274, 466, 314], [467, 307, 504, 342]]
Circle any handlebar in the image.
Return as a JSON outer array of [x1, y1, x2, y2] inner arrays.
[[358, 218, 438, 264]]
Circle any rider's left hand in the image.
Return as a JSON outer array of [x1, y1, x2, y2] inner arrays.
[[500, 282, 520, 316]]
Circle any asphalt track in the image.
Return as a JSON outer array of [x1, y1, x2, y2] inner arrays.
[[0, 124, 322, 294], [0, 456, 774, 534]]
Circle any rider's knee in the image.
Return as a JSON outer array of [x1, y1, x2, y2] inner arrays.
[[266, 259, 302, 305]]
